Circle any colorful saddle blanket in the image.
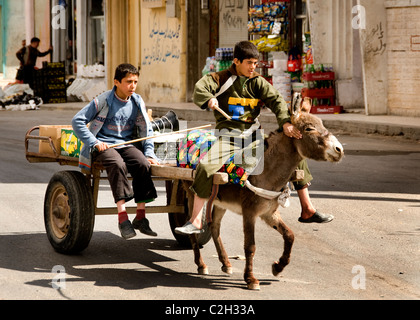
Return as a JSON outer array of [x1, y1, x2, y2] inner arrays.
[[177, 129, 248, 187]]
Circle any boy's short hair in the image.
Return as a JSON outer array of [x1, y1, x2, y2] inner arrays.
[[31, 37, 41, 44], [114, 63, 140, 82], [234, 41, 260, 62]]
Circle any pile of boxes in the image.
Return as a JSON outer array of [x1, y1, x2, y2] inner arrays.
[[39, 125, 82, 158]]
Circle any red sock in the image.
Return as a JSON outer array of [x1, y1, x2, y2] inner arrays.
[[136, 209, 145, 221], [118, 211, 129, 224]]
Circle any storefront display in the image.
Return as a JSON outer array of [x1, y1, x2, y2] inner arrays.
[[248, 1, 292, 102], [249, 1, 290, 53], [302, 65, 343, 114], [201, 47, 234, 76]]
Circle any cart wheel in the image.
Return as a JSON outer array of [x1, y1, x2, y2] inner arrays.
[[44, 171, 95, 254], [166, 180, 211, 248]]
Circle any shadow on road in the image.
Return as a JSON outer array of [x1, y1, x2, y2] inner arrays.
[[0, 231, 276, 298]]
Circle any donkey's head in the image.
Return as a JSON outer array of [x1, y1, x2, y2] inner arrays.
[[290, 93, 344, 163]]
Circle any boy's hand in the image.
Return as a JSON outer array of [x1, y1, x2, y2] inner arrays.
[[95, 141, 109, 152], [207, 98, 219, 110], [283, 123, 302, 139], [147, 157, 160, 165]]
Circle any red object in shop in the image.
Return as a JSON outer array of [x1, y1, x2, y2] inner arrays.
[[301, 72, 343, 114], [301, 88, 335, 98], [287, 59, 301, 72], [302, 72, 335, 81], [310, 106, 344, 114]]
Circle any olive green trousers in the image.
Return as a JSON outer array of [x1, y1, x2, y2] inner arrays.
[[190, 133, 313, 199]]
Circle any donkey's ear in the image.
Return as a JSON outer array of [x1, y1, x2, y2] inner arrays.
[[301, 97, 312, 113], [290, 92, 302, 121]]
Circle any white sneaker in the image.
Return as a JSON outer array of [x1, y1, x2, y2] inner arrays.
[[174, 222, 204, 235]]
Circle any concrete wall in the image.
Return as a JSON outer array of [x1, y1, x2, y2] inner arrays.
[[106, 0, 187, 103], [385, 0, 420, 117], [2, 0, 25, 79], [139, 1, 187, 103], [307, 0, 364, 110], [358, 0, 388, 115], [1, 0, 50, 79], [34, 0, 51, 69]]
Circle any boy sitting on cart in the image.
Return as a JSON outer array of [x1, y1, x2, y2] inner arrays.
[[72, 63, 160, 240]]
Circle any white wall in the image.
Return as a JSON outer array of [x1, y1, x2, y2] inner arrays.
[[307, 0, 365, 109]]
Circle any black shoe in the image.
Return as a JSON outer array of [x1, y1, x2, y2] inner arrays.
[[132, 217, 157, 237], [298, 210, 334, 224], [119, 220, 136, 239]]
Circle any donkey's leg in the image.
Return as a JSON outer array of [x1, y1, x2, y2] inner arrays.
[[243, 213, 259, 290], [190, 234, 208, 275], [261, 209, 295, 276], [186, 192, 208, 275], [211, 206, 232, 274]]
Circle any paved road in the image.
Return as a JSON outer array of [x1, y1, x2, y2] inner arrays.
[[0, 109, 419, 302]]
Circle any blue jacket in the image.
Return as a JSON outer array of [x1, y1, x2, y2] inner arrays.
[[72, 87, 157, 172]]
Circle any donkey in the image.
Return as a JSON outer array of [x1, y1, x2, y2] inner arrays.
[[183, 95, 344, 290]]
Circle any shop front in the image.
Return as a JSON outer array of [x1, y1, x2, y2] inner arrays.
[[203, 1, 316, 108], [49, 0, 106, 102], [201, 0, 368, 114], [50, 0, 105, 76]]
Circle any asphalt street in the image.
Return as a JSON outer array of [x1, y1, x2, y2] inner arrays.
[[0, 109, 419, 303]]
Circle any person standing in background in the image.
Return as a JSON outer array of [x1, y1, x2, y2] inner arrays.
[[16, 37, 53, 88]]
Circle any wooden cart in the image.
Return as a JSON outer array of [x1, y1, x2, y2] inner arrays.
[[25, 126, 228, 254]]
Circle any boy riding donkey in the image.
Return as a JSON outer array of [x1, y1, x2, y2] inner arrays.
[[175, 41, 333, 236]]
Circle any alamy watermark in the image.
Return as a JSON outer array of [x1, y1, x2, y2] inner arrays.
[[51, 265, 66, 290], [352, 5, 366, 30], [52, 5, 66, 30], [352, 265, 366, 290]]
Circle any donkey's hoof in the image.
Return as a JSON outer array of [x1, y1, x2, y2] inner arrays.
[[221, 266, 233, 274], [198, 267, 209, 275], [247, 282, 260, 291], [272, 261, 286, 276]]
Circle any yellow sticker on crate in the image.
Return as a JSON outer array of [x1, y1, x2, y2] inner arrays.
[[61, 129, 83, 157]]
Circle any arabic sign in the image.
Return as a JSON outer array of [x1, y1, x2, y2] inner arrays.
[[370, 22, 386, 56], [219, 0, 248, 47], [142, 0, 165, 8]]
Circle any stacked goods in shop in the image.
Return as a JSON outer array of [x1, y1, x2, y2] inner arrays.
[[34, 62, 67, 104], [268, 51, 291, 103], [215, 48, 234, 72], [249, 1, 290, 53], [202, 57, 216, 76], [301, 63, 343, 114], [202, 47, 234, 76], [272, 72, 291, 103]]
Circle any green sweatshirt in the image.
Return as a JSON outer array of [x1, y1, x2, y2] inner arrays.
[[193, 64, 291, 132]]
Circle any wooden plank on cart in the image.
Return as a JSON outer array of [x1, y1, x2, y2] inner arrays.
[[151, 165, 229, 185]]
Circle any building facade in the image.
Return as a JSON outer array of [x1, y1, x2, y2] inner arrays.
[[1, 0, 419, 117]]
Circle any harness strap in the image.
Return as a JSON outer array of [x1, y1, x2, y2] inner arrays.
[[215, 75, 237, 98], [244, 181, 291, 208]]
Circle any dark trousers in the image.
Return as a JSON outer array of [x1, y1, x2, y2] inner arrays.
[[93, 146, 157, 203], [22, 66, 35, 88]]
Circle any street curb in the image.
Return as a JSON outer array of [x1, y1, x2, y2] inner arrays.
[[320, 119, 420, 141]]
